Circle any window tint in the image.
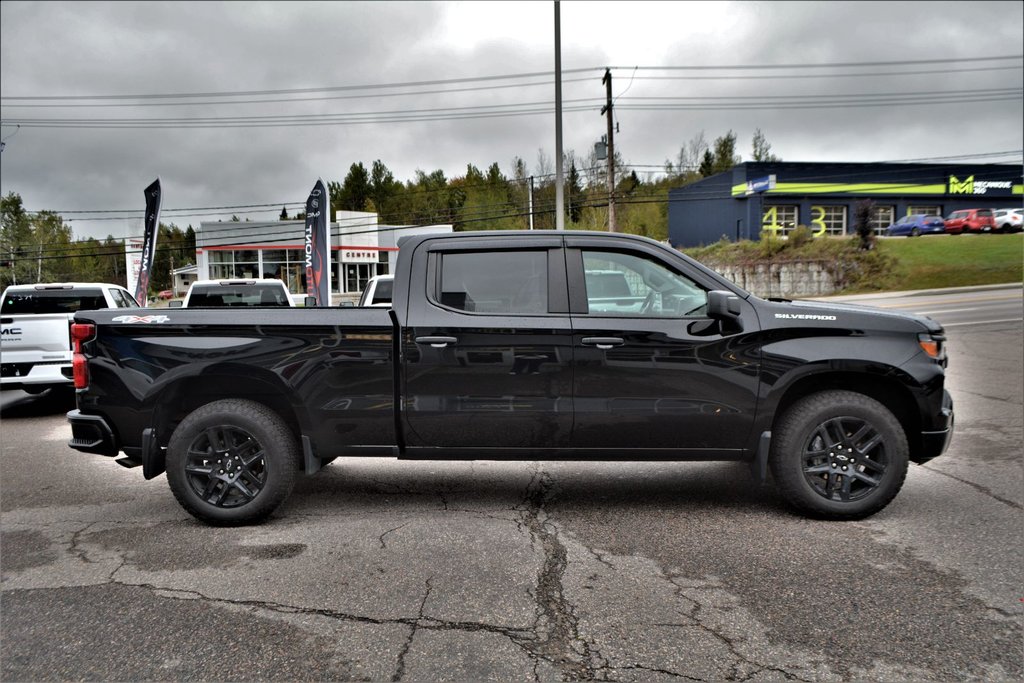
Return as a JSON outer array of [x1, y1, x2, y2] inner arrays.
[[188, 284, 289, 307], [1, 289, 106, 314], [110, 289, 139, 308], [372, 279, 393, 305], [582, 251, 707, 317], [439, 250, 548, 314]]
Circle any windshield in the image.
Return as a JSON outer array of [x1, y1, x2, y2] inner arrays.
[[1, 289, 106, 314], [188, 284, 290, 306]]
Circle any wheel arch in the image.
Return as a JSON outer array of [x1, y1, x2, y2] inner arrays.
[[767, 370, 921, 453], [150, 364, 308, 451]]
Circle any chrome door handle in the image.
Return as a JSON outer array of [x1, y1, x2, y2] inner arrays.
[[581, 337, 624, 350], [415, 336, 458, 348]]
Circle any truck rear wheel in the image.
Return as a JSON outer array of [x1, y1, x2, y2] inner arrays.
[[166, 399, 299, 525], [770, 390, 909, 520]]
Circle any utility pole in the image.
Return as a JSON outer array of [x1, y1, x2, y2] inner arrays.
[[528, 176, 535, 230], [601, 68, 617, 232], [553, 1, 565, 230]]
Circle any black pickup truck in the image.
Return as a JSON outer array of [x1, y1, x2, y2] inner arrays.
[[68, 230, 953, 525]]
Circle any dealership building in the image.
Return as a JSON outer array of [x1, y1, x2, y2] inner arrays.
[[668, 162, 1023, 248], [194, 210, 451, 303]]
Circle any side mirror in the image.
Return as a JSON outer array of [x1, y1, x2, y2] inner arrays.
[[338, 301, 354, 307], [167, 300, 183, 308], [304, 296, 317, 307], [706, 290, 743, 332]]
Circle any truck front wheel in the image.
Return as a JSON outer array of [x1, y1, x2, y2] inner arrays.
[[770, 390, 909, 520], [166, 399, 299, 525]]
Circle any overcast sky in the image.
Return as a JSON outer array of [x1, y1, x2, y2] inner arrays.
[[1, 1, 1021, 240]]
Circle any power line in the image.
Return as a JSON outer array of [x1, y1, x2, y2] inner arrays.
[[605, 54, 1022, 71], [0, 68, 601, 101]]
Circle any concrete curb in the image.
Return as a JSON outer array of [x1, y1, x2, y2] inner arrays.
[[812, 282, 1022, 302]]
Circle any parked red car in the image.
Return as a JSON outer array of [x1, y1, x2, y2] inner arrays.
[[157, 289, 174, 300], [944, 209, 996, 234]]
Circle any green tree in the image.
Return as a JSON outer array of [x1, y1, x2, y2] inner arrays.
[[711, 130, 741, 173], [1, 192, 33, 286], [699, 149, 715, 177], [854, 199, 876, 251], [369, 160, 402, 223], [567, 161, 584, 224], [751, 128, 780, 162], [337, 162, 371, 212]]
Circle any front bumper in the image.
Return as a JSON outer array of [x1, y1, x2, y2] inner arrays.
[[67, 410, 119, 457], [915, 389, 954, 464]]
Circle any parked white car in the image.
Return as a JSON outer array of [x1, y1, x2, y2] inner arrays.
[[1, 282, 139, 393], [358, 275, 394, 307], [178, 279, 294, 307], [993, 208, 1022, 233]]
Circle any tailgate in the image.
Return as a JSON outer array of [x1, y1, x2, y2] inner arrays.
[[0, 313, 74, 357]]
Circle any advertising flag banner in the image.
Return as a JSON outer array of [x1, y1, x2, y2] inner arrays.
[[304, 178, 331, 305], [134, 179, 162, 304]]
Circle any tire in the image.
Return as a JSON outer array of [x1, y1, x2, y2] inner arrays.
[[910, 228, 920, 237], [769, 390, 909, 520], [166, 399, 299, 526]]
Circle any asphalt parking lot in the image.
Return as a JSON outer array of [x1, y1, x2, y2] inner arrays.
[[1, 287, 1021, 681]]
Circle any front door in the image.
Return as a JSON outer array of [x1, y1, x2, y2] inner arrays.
[[566, 241, 760, 455]]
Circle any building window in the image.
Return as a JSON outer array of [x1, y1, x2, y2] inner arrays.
[[762, 205, 798, 236], [345, 263, 374, 294], [262, 249, 305, 294], [809, 205, 847, 236], [908, 205, 942, 217], [870, 206, 895, 235]]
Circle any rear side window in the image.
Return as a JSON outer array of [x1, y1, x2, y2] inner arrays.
[[1, 289, 107, 314], [371, 279, 393, 305], [438, 250, 548, 314]]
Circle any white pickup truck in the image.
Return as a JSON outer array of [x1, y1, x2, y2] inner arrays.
[[0, 282, 140, 393]]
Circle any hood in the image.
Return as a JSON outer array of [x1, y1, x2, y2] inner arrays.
[[760, 298, 944, 334]]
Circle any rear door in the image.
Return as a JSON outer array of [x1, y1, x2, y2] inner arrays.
[[564, 236, 761, 455], [402, 235, 574, 450]]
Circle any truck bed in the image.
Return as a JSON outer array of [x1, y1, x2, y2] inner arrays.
[[72, 307, 397, 460]]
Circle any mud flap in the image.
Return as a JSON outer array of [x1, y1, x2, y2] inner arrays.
[[750, 431, 771, 484], [141, 428, 166, 480]]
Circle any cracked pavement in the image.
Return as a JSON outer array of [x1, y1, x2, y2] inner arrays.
[[2, 316, 1021, 681]]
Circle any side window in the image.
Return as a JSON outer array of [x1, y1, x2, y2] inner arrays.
[[582, 250, 707, 318], [114, 289, 140, 308], [438, 250, 548, 314]]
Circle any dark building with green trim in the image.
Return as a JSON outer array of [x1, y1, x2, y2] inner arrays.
[[668, 161, 1023, 247]]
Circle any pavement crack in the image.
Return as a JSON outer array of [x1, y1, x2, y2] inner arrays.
[[921, 465, 1022, 509], [513, 468, 598, 680], [392, 577, 432, 682], [378, 522, 410, 550]]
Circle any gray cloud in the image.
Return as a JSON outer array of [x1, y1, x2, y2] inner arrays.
[[1, 1, 1020, 240]]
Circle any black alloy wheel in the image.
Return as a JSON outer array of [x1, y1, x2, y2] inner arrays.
[[166, 399, 299, 525], [184, 425, 267, 508], [770, 390, 909, 519], [800, 416, 888, 503]]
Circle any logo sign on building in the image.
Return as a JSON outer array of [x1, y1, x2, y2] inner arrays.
[[341, 249, 378, 264], [304, 178, 331, 306], [134, 179, 162, 303], [745, 174, 777, 195], [948, 175, 1014, 196]]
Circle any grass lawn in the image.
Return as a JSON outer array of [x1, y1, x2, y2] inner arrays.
[[872, 233, 1023, 292]]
